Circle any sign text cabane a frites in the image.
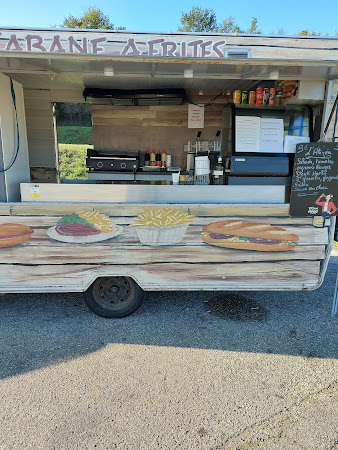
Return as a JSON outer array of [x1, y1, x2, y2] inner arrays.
[[0, 31, 227, 58]]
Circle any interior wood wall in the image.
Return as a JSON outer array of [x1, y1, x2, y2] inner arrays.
[[91, 95, 229, 167]]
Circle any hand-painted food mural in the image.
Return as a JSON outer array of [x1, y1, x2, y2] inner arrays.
[[47, 211, 123, 243], [201, 220, 299, 251], [0, 223, 34, 248], [130, 207, 195, 246]]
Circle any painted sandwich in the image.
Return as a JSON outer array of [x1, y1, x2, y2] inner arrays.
[[47, 211, 123, 243], [201, 220, 299, 252], [0, 223, 34, 248]]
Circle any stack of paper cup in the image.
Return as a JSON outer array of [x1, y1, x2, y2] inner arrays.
[[194, 156, 210, 175], [166, 154, 172, 170]]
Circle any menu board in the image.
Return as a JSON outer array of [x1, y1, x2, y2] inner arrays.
[[290, 142, 338, 217]]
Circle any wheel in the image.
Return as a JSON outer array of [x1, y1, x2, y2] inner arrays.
[[84, 276, 145, 318]]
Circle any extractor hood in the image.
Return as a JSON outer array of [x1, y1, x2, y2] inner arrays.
[[83, 88, 186, 106]]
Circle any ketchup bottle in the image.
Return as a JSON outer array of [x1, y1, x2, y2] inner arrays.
[[156, 150, 161, 167], [144, 149, 150, 166]]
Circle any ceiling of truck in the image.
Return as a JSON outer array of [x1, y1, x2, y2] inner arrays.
[[0, 55, 337, 97]]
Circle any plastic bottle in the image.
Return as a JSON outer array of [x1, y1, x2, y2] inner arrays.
[[144, 149, 150, 166], [161, 150, 166, 168], [150, 150, 156, 166], [213, 157, 225, 185], [156, 150, 161, 167]]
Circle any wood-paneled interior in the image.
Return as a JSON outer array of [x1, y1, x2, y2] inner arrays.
[[0, 203, 330, 292], [92, 96, 229, 167]]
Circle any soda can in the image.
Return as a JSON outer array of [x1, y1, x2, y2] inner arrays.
[[263, 88, 269, 105], [256, 87, 263, 104], [233, 90, 241, 104], [248, 91, 256, 104], [241, 91, 248, 104], [269, 88, 276, 105]]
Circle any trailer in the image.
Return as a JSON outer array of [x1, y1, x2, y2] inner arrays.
[[0, 28, 338, 317]]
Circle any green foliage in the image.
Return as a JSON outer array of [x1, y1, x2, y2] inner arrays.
[[58, 144, 91, 180], [246, 17, 261, 35], [178, 7, 217, 32], [61, 6, 125, 30], [178, 7, 261, 34], [57, 126, 93, 145], [297, 30, 321, 36], [55, 103, 92, 127]]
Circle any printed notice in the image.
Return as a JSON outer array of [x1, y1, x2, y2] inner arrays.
[[284, 135, 310, 154], [30, 184, 40, 198], [260, 118, 284, 153], [235, 116, 260, 153], [188, 104, 205, 128]]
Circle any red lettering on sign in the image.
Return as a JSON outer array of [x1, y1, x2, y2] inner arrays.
[[5, 34, 22, 51], [121, 39, 141, 56], [49, 35, 65, 53], [25, 35, 46, 52], [91, 37, 106, 54], [68, 36, 87, 53], [212, 41, 225, 58], [188, 40, 203, 57], [148, 39, 165, 56], [161, 41, 177, 57]]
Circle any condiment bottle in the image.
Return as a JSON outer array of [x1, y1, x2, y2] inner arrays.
[[144, 149, 150, 166], [150, 150, 156, 166], [156, 150, 161, 167], [161, 150, 166, 168]]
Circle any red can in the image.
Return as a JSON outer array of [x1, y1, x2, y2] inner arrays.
[[269, 88, 276, 105], [248, 91, 256, 104], [256, 87, 263, 105]]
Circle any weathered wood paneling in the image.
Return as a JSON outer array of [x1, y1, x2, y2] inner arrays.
[[0, 243, 325, 265], [24, 88, 56, 172], [8, 203, 291, 217], [0, 261, 321, 292]]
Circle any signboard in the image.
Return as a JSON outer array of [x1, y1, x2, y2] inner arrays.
[[188, 104, 204, 128], [290, 142, 338, 217], [0, 31, 227, 58]]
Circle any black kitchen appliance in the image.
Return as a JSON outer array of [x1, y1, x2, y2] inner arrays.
[[86, 149, 140, 172]]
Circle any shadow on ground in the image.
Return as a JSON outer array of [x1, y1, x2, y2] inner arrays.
[[0, 258, 337, 379]]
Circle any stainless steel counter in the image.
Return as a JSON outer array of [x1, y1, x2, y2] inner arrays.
[[20, 183, 287, 204]]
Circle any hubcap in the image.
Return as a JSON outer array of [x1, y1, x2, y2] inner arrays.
[[97, 277, 131, 304]]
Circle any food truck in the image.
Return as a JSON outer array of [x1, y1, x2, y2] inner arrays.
[[0, 28, 338, 317]]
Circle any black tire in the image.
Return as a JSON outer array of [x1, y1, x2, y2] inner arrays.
[[84, 276, 145, 318]]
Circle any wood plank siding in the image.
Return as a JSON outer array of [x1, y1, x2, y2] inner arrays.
[[0, 203, 330, 293]]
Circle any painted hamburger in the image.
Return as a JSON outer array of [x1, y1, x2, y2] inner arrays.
[[0, 223, 34, 248], [201, 220, 299, 252], [47, 211, 123, 243]]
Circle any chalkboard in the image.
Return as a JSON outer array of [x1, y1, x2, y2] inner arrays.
[[290, 142, 338, 217]]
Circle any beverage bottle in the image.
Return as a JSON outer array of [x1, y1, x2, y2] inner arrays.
[[161, 150, 166, 168], [150, 150, 156, 166], [144, 149, 150, 166], [213, 157, 225, 185], [156, 150, 161, 167]]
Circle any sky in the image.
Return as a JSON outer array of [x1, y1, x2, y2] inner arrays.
[[0, 0, 337, 36]]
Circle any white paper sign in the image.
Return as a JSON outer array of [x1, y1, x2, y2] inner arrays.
[[284, 135, 310, 153], [188, 104, 205, 128], [30, 184, 40, 198], [235, 116, 260, 153], [260, 118, 284, 153]]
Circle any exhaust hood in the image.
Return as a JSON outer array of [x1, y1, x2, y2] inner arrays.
[[83, 88, 186, 106]]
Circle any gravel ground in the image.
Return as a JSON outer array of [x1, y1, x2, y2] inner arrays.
[[0, 257, 337, 449]]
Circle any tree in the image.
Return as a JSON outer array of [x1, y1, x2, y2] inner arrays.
[[61, 6, 125, 30], [246, 17, 261, 34], [178, 7, 217, 32], [297, 30, 321, 36], [217, 16, 243, 34]]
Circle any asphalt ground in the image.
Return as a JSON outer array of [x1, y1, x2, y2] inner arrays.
[[0, 257, 337, 449]]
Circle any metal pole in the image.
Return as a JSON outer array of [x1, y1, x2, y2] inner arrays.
[[332, 267, 338, 316]]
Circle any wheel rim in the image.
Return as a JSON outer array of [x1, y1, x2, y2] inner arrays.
[[93, 277, 134, 311]]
